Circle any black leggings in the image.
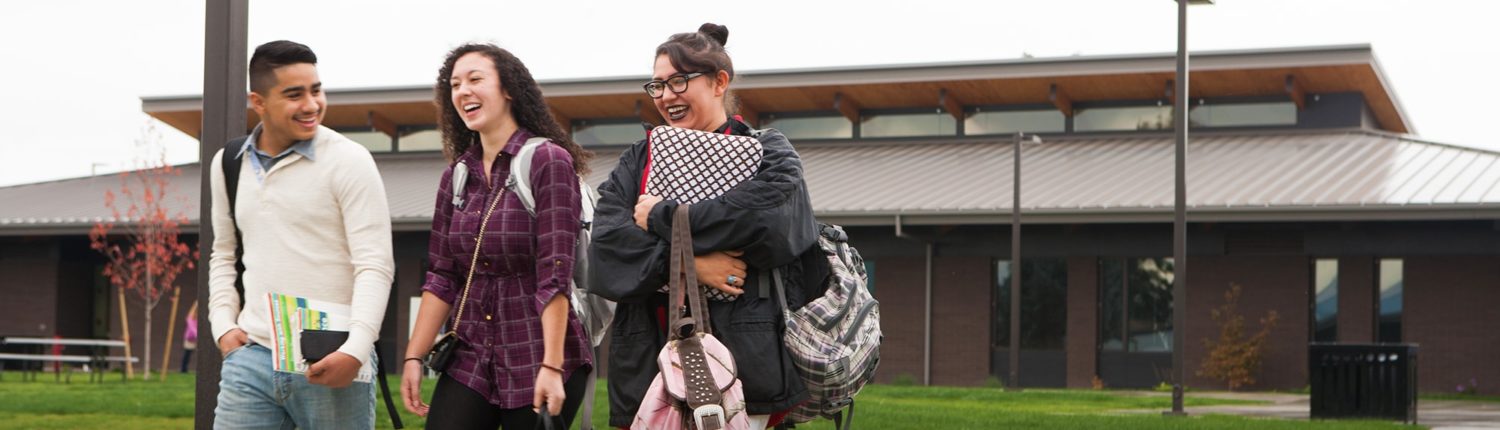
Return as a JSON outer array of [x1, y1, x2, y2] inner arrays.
[[426, 367, 590, 430]]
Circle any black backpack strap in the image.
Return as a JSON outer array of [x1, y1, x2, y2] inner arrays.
[[222, 137, 248, 302], [373, 343, 404, 429], [578, 363, 598, 430]]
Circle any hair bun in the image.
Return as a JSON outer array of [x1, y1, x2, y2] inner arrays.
[[697, 23, 729, 46]]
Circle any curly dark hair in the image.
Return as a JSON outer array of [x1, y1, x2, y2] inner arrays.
[[434, 43, 590, 175]]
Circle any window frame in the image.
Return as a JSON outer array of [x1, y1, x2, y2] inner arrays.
[[760, 110, 855, 140], [961, 103, 1067, 136]]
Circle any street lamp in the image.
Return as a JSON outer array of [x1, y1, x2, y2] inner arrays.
[[200, 1, 248, 427], [1008, 132, 1041, 392], [1168, 0, 1213, 417]]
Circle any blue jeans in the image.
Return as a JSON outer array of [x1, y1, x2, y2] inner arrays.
[[215, 343, 374, 430]]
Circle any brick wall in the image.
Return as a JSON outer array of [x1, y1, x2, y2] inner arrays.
[[1065, 256, 1099, 388], [1187, 255, 1310, 390], [0, 240, 58, 337], [1405, 256, 1500, 394], [870, 257, 927, 384], [929, 256, 993, 386]]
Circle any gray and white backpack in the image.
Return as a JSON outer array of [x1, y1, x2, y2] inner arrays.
[[504, 137, 614, 430], [505, 137, 615, 347], [771, 223, 882, 428]]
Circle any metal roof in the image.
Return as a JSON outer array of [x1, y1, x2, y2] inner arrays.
[[806, 130, 1500, 225], [3, 129, 1497, 235]]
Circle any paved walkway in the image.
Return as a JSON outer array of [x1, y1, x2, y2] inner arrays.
[[1128, 391, 1500, 429]]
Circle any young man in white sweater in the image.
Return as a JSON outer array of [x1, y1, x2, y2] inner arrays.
[[207, 40, 395, 429]]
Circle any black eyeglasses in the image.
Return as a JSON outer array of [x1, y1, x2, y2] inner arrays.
[[643, 72, 707, 98]]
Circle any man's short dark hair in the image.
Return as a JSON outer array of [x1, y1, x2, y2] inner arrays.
[[249, 40, 318, 95]]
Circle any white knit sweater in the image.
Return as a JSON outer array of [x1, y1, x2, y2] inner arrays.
[[207, 126, 394, 367]]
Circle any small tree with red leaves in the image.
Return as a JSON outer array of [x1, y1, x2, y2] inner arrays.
[[89, 125, 197, 380], [1198, 284, 1280, 391]]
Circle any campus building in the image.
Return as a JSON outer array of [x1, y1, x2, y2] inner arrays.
[[2, 44, 1497, 393]]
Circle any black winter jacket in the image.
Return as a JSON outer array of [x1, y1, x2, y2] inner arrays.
[[588, 119, 818, 426]]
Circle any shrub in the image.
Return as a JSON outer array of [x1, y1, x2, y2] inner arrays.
[[1197, 284, 1280, 391]]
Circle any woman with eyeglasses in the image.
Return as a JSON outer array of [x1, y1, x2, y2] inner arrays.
[[589, 23, 824, 429]]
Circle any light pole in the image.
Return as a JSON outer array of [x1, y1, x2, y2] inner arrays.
[[1168, 0, 1213, 417], [199, 0, 248, 428], [1008, 132, 1040, 391]]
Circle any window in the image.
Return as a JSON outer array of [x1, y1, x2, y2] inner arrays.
[[993, 259, 1069, 350], [1189, 102, 1296, 127], [762, 114, 853, 140], [1074, 105, 1173, 132], [964, 109, 1065, 135], [1378, 259, 1404, 343], [1099, 257, 1175, 352], [860, 111, 956, 138], [993, 258, 1068, 387], [1311, 259, 1338, 342], [573, 121, 645, 145], [342, 130, 392, 152], [398, 129, 443, 152]]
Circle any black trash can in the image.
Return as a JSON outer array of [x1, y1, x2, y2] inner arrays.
[[1308, 343, 1418, 424]]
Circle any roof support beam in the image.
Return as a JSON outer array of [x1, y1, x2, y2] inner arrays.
[[1285, 75, 1306, 110], [1048, 84, 1074, 117], [367, 111, 397, 138], [635, 99, 663, 127], [833, 92, 861, 123], [938, 89, 965, 121]]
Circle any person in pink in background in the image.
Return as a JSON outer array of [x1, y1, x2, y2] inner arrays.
[[181, 305, 198, 373]]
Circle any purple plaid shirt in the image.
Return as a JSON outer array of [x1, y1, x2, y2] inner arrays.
[[421, 129, 592, 408]]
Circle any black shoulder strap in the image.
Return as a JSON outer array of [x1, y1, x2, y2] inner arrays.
[[372, 343, 405, 428], [222, 137, 248, 302]]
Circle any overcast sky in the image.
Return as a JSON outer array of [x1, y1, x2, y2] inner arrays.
[[1, 0, 1496, 187]]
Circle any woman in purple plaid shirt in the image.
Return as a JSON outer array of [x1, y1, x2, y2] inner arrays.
[[400, 43, 595, 430]]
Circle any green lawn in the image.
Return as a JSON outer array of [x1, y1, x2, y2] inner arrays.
[[0, 371, 1421, 429]]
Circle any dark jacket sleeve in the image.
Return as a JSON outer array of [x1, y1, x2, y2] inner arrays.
[[645, 129, 818, 269], [587, 141, 672, 303]]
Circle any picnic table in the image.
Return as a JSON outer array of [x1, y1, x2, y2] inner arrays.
[[0, 336, 136, 383]]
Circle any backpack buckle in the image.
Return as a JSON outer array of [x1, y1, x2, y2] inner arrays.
[[692, 404, 726, 430]]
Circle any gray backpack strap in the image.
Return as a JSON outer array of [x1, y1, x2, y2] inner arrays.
[[506, 136, 600, 231], [507, 136, 551, 216], [450, 162, 469, 209]]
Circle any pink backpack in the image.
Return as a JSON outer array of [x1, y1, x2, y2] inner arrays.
[[632, 206, 751, 430]]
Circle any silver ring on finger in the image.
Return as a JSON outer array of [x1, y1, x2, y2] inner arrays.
[[727, 274, 738, 285]]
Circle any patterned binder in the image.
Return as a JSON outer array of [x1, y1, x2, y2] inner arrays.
[[645, 125, 762, 204], [646, 125, 763, 301]]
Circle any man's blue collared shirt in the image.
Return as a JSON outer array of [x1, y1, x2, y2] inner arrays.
[[236, 125, 316, 184]]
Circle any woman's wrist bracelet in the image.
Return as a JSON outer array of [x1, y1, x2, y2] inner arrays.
[[404, 357, 424, 364], [539, 363, 564, 374]]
